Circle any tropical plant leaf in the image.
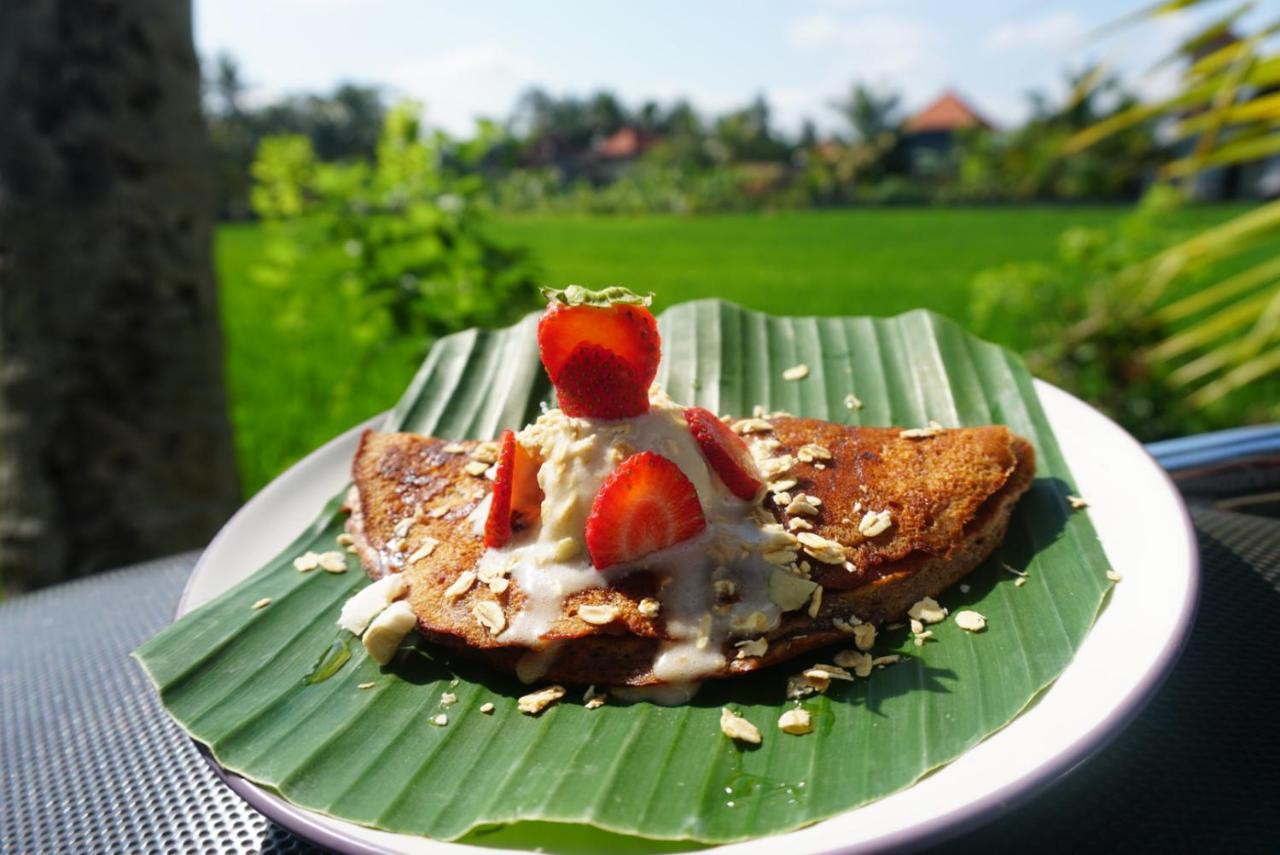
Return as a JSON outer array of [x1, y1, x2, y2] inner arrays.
[[1064, 56, 1280, 154], [134, 302, 1113, 846], [1067, 2, 1280, 410], [1173, 90, 1280, 138], [1189, 344, 1280, 405], [1162, 130, 1280, 178], [1166, 287, 1280, 387], [1131, 198, 1280, 307], [1152, 285, 1280, 362], [1155, 254, 1280, 323]]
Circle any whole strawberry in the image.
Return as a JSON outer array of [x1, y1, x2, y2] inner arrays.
[[537, 286, 660, 419]]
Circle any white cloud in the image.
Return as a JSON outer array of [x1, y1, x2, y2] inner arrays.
[[1063, 9, 1203, 106], [787, 12, 941, 81], [273, 0, 379, 7], [987, 11, 1085, 52], [788, 12, 942, 75], [784, 12, 946, 130], [384, 44, 560, 134], [972, 90, 1025, 129], [813, 0, 888, 8]]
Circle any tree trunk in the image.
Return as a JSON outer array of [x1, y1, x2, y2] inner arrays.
[[0, 0, 240, 591]]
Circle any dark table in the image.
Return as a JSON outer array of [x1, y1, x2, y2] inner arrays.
[[3, 434, 1279, 855]]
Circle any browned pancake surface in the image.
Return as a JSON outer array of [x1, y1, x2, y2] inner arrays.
[[345, 420, 1036, 684], [347, 431, 665, 649], [758, 420, 1022, 588]]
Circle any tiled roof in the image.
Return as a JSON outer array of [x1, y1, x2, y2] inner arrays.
[[595, 127, 662, 159], [904, 91, 992, 133]]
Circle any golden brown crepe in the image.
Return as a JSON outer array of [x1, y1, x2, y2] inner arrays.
[[344, 420, 1035, 686]]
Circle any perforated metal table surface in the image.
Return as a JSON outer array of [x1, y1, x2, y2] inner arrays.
[[3, 500, 1278, 854]]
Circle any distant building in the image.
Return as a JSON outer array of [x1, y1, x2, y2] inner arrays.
[[587, 126, 665, 182], [593, 126, 663, 161], [901, 90, 993, 173]]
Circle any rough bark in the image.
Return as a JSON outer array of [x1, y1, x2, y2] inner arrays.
[[0, 0, 240, 590]]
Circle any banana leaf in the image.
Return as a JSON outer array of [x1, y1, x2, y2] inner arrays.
[[134, 301, 1112, 846]]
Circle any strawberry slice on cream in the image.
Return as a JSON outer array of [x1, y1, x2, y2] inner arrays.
[[585, 451, 707, 569]]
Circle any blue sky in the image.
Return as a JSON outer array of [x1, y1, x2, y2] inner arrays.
[[194, 0, 1252, 135]]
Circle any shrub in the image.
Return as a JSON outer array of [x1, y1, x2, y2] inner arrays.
[[251, 102, 541, 342], [971, 186, 1279, 439]]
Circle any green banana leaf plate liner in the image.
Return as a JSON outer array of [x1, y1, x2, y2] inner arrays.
[[134, 300, 1112, 845]]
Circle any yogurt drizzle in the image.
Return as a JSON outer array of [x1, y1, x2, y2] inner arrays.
[[483, 386, 798, 686]]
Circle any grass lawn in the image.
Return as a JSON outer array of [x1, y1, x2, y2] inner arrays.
[[493, 206, 1115, 342], [217, 204, 1248, 495]]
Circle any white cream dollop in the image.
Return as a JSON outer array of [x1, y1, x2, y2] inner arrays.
[[487, 386, 788, 685], [362, 600, 417, 665], [517, 386, 731, 544], [337, 573, 408, 635]]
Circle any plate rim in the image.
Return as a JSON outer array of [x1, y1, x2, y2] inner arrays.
[[177, 379, 1200, 855]]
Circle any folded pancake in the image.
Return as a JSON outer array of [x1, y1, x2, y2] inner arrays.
[[344, 419, 1036, 687]]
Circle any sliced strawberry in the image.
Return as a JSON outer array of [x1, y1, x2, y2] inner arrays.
[[684, 406, 763, 501], [585, 451, 706, 569], [484, 430, 543, 549], [552, 343, 651, 419], [537, 298, 660, 419], [483, 431, 517, 548]]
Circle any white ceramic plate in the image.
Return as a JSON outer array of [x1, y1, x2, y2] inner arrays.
[[179, 380, 1198, 854]]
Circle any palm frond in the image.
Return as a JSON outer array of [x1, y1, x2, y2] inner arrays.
[[1132, 198, 1280, 307], [1155, 285, 1279, 366], [1091, 0, 1233, 40], [1071, 2, 1280, 407], [1189, 346, 1280, 405], [1175, 39, 1257, 181], [1162, 131, 1280, 177], [1173, 90, 1280, 138], [1156, 255, 1280, 322]]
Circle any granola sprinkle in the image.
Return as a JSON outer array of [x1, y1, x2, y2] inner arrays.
[[796, 443, 832, 463], [954, 610, 987, 632], [900, 421, 945, 439], [833, 649, 873, 677], [577, 603, 620, 626], [732, 418, 774, 435], [734, 638, 769, 659], [720, 708, 763, 744], [317, 551, 348, 573], [293, 552, 320, 572], [796, 531, 847, 565], [583, 685, 608, 709], [782, 364, 810, 381], [907, 596, 948, 625], [443, 571, 477, 601], [518, 685, 566, 716], [857, 509, 893, 537], [777, 707, 813, 735], [471, 600, 506, 635]]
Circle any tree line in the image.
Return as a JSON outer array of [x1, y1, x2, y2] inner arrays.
[[205, 54, 1168, 219]]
